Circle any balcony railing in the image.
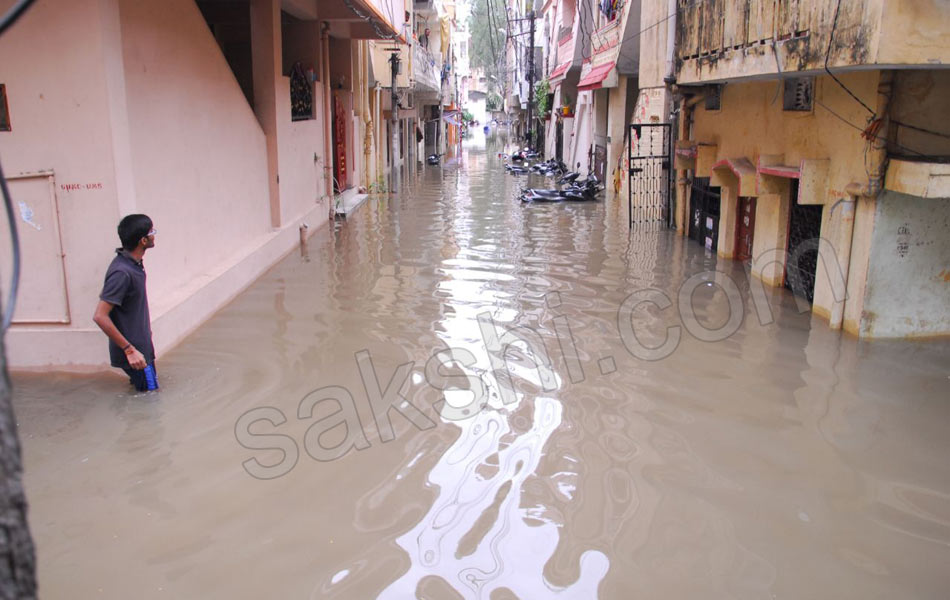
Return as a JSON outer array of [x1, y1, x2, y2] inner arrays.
[[412, 43, 441, 93]]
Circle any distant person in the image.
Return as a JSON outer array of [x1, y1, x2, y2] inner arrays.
[[93, 214, 158, 391]]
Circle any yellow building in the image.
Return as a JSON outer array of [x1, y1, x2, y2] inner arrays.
[[670, 0, 950, 338]]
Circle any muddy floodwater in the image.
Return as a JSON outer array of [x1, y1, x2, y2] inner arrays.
[[13, 133, 950, 599]]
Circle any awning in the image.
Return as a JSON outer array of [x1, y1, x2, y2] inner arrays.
[[549, 60, 571, 81], [712, 157, 757, 197], [577, 61, 615, 91]]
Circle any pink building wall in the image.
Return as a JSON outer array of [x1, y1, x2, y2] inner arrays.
[[1, 0, 135, 365], [117, 0, 273, 299], [1, 0, 333, 369]]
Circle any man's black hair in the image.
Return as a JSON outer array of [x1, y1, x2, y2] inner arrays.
[[117, 214, 153, 251]]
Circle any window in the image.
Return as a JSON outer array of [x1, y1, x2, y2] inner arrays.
[[290, 63, 313, 121], [783, 77, 814, 112], [704, 85, 722, 111], [0, 84, 10, 132]]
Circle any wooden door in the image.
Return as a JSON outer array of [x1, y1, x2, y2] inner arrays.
[[735, 196, 757, 262]]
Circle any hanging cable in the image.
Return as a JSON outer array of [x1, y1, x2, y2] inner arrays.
[[612, 0, 707, 69], [0, 0, 36, 36], [824, 0, 876, 118], [814, 99, 927, 158], [0, 0, 33, 331], [342, 0, 395, 40], [0, 161, 21, 332], [891, 119, 950, 141]]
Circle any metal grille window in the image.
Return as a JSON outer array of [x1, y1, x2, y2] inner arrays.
[[1, 85, 10, 132], [783, 77, 814, 112], [290, 63, 313, 121], [704, 85, 722, 111]]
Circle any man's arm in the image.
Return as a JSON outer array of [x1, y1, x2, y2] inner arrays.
[[92, 300, 146, 370]]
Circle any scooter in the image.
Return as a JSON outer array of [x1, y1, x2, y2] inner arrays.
[[520, 171, 579, 193], [520, 175, 602, 203], [505, 161, 531, 174], [529, 159, 567, 176]]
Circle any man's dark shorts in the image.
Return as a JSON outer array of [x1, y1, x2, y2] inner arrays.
[[123, 364, 157, 392]]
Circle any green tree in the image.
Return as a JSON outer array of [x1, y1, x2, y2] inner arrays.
[[468, 0, 507, 96], [535, 79, 551, 117]]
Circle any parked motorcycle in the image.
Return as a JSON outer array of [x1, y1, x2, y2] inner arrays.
[[505, 163, 531, 174], [520, 174, 603, 203], [529, 159, 567, 176]]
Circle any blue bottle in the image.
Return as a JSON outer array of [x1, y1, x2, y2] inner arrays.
[[143, 364, 159, 391]]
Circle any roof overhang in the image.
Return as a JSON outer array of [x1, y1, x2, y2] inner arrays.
[[319, 0, 406, 41], [577, 61, 617, 92]]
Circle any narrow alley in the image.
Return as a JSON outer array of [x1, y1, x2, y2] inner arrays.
[[13, 133, 950, 599]]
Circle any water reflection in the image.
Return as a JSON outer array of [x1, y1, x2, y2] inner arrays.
[[12, 131, 950, 599]]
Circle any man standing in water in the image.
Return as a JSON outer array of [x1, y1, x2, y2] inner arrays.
[[92, 214, 158, 391]]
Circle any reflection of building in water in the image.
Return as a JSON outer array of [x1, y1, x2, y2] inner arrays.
[[373, 163, 607, 595], [379, 396, 608, 598]]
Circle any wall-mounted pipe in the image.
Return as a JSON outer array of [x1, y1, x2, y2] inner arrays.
[[321, 22, 334, 209]]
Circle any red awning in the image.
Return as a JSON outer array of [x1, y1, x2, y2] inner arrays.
[[549, 60, 571, 80], [577, 61, 615, 91]]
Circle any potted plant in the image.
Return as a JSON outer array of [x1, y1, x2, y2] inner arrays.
[[561, 95, 574, 117]]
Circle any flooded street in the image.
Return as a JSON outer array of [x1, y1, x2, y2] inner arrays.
[[13, 133, 950, 599]]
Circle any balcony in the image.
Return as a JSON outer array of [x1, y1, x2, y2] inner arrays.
[[414, 0, 436, 16], [675, 0, 950, 85], [412, 43, 441, 94]]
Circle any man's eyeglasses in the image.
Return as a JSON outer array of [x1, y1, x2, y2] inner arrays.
[[147, 229, 157, 237]]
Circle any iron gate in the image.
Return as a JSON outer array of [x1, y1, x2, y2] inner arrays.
[[627, 123, 673, 226], [785, 179, 822, 303], [689, 177, 721, 251]]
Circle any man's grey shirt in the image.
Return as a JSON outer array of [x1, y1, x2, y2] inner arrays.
[[99, 249, 154, 368]]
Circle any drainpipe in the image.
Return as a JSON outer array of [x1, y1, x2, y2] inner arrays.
[[665, 0, 676, 84], [362, 41, 373, 190], [376, 84, 383, 184], [321, 22, 334, 206], [662, 0, 679, 230]]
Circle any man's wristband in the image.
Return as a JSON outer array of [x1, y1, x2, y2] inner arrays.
[[122, 343, 133, 352]]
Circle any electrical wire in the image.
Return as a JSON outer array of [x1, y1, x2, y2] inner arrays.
[[824, 0, 876, 118], [485, 0, 500, 68], [0, 0, 35, 36], [0, 161, 21, 332], [891, 119, 950, 141], [343, 0, 395, 40], [0, 0, 33, 331], [613, 0, 705, 68], [814, 99, 927, 158], [576, 0, 594, 62]]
